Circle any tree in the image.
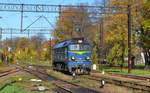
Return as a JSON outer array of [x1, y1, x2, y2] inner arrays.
[[53, 6, 93, 42], [15, 38, 30, 61], [16, 37, 30, 50], [30, 34, 45, 51], [105, 0, 150, 69], [103, 0, 139, 69], [53, 6, 100, 64], [41, 40, 52, 61], [105, 14, 128, 68], [137, 0, 150, 69]]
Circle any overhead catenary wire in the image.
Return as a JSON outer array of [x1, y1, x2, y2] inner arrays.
[[23, 16, 43, 32]]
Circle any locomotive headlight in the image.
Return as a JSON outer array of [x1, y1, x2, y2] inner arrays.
[[71, 56, 76, 61], [86, 56, 91, 60], [78, 40, 83, 43]]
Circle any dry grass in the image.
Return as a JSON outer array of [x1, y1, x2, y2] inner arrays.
[[47, 69, 72, 80], [72, 77, 100, 87], [102, 84, 149, 93], [101, 84, 132, 93], [0, 66, 15, 72]]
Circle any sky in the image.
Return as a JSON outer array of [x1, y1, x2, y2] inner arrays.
[[0, 0, 102, 40]]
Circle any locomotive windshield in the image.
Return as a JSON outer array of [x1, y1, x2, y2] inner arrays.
[[69, 44, 91, 51]]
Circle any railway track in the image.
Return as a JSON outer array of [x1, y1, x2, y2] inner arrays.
[[92, 70, 150, 82], [54, 83, 73, 93], [82, 74, 150, 92], [108, 72, 150, 81], [0, 68, 20, 78], [26, 64, 150, 82], [14, 64, 104, 93], [18, 64, 150, 92]]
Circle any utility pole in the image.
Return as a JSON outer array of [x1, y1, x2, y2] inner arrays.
[[99, 18, 104, 71], [58, 5, 62, 19], [10, 29, 12, 41], [20, 4, 24, 32], [0, 28, 2, 41], [50, 38, 52, 65], [127, 2, 132, 73], [0, 28, 2, 53], [0, 28, 2, 51], [28, 29, 30, 38], [99, 0, 105, 71]]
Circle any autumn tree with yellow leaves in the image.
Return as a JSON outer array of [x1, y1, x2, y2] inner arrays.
[[53, 6, 100, 64]]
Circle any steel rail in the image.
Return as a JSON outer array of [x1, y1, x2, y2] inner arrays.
[[0, 69, 20, 77]]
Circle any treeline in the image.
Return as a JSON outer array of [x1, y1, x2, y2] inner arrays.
[[0, 34, 53, 64], [53, 0, 150, 69], [0, 0, 149, 69]]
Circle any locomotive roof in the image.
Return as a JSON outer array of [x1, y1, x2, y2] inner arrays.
[[53, 38, 86, 49]]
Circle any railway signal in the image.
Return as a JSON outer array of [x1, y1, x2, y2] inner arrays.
[[72, 72, 76, 80], [100, 79, 105, 88]]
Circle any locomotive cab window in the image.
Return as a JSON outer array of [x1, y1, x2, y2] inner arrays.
[[69, 44, 91, 51]]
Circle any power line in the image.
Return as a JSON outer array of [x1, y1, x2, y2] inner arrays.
[[43, 16, 56, 29], [0, 3, 126, 14], [0, 28, 51, 34], [23, 16, 42, 32]]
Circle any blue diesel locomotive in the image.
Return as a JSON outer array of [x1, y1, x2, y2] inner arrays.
[[52, 38, 92, 74]]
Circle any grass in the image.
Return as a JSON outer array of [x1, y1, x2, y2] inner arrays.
[[47, 70, 71, 80], [71, 77, 100, 87], [96, 67, 150, 75], [0, 72, 54, 93], [0, 62, 8, 67], [135, 64, 145, 67], [0, 75, 32, 93], [0, 81, 53, 93], [0, 82, 33, 93], [20, 61, 52, 67]]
